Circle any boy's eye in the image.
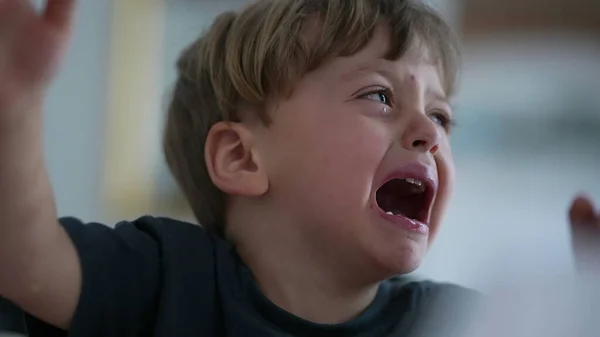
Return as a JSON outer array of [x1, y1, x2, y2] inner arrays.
[[429, 111, 455, 132], [361, 89, 392, 106]]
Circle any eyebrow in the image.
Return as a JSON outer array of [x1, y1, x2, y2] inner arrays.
[[427, 90, 451, 106], [340, 62, 451, 105], [339, 63, 379, 83]]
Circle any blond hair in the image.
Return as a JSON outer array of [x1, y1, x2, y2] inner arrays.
[[163, 0, 460, 234]]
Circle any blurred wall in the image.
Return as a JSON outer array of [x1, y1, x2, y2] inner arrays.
[[44, 1, 112, 222], [418, 21, 600, 289]]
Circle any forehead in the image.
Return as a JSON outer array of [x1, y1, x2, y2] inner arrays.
[[321, 30, 447, 98], [339, 50, 440, 83]]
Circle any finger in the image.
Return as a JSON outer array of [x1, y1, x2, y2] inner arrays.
[[569, 195, 597, 227], [0, 0, 31, 37], [43, 0, 76, 30], [569, 196, 600, 274]]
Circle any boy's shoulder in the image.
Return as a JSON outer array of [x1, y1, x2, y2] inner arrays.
[[60, 215, 218, 250], [24, 216, 228, 337], [61, 215, 226, 276], [109, 215, 206, 235]]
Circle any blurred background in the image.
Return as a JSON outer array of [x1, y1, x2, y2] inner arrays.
[[41, 0, 599, 290]]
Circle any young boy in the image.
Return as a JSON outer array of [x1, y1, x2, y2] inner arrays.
[[0, 0, 598, 336]]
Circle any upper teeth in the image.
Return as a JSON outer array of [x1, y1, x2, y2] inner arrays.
[[404, 178, 423, 186]]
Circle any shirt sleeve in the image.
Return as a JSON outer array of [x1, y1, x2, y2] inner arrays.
[[25, 216, 163, 337]]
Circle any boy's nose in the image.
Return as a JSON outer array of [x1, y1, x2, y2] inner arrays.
[[400, 113, 440, 155]]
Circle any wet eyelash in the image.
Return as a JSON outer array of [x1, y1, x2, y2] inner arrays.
[[359, 88, 394, 106], [430, 111, 457, 132], [358, 89, 457, 131]]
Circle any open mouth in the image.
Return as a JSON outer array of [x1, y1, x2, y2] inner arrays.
[[375, 177, 435, 224]]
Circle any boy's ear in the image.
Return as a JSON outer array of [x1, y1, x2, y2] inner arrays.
[[205, 121, 268, 197]]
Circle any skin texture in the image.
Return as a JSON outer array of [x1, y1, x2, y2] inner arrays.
[[207, 27, 456, 323]]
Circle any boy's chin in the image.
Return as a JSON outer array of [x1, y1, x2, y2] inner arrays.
[[366, 242, 428, 279], [387, 254, 425, 276]]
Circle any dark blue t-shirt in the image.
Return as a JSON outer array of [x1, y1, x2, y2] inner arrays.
[[18, 216, 477, 337]]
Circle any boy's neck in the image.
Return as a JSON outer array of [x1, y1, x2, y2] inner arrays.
[[250, 262, 379, 324], [228, 209, 380, 324], [239, 243, 380, 324]]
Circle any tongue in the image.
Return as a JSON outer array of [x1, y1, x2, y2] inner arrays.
[[377, 193, 408, 215], [376, 180, 420, 220], [389, 209, 407, 216], [383, 202, 411, 218]]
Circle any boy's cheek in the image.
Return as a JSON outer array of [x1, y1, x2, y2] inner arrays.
[[271, 127, 387, 214], [429, 142, 454, 242], [264, 109, 389, 200]]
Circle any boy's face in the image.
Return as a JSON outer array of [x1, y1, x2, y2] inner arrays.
[[253, 28, 454, 279]]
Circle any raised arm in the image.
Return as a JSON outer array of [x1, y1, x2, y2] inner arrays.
[[0, 0, 80, 329]]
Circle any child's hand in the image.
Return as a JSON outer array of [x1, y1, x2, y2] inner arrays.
[[0, 0, 75, 117], [0, 0, 81, 330], [569, 195, 600, 273]]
